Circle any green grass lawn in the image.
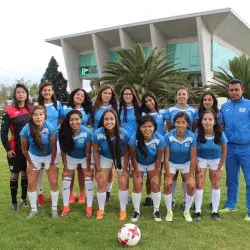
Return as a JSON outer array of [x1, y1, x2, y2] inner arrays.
[[0, 142, 250, 250]]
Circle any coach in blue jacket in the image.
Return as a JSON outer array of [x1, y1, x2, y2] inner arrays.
[[219, 79, 250, 221]]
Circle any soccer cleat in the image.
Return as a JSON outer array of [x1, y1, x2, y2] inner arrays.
[[165, 210, 173, 222], [118, 210, 127, 221], [219, 207, 237, 213], [183, 211, 193, 222], [26, 211, 38, 219], [96, 210, 105, 220], [61, 206, 70, 217], [20, 198, 29, 207], [78, 193, 85, 204], [51, 210, 59, 219], [181, 201, 186, 211], [143, 197, 153, 207], [131, 211, 140, 222], [85, 206, 93, 218], [244, 215, 250, 221], [106, 192, 112, 202], [194, 212, 201, 222], [153, 211, 162, 222], [212, 212, 221, 221], [38, 193, 45, 206], [12, 203, 18, 211], [69, 192, 76, 204], [172, 200, 176, 210]]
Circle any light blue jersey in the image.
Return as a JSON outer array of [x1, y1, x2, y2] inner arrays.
[[165, 129, 196, 164], [165, 105, 198, 130], [62, 105, 92, 127], [92, 127, 129, 159], [20, 121, 57, 157], [93, 105, 112, 131], [120, 106, 138, 137], [67, 126, 92, 159], [129, 132, 165, 165], [197, 132, 227, 159]]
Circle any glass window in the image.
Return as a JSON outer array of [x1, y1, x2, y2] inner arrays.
[[79, 54, 98, 78]]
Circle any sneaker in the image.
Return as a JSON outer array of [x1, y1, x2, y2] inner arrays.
[[61, 206, 70, 217], [106, 192, 112, 202], [85, 206, 93, 218], [51, 210, 59, 219], [219, 207, 237, 213], [20, 198, 29, 207], [38, 193, 45, 206], [181, 201, 186, 211], [212, 212, 221, 221], [143, 197, 153, 207], [183, 211, 193, 222], [78, 193, 85, 204], [96, 210, 105, 220], [118, 210, 127, 221], [26, 211, 38, 219], [244, 215, 250, 221], [153, 211, 162, 222], [191, 203, 196, 211], [172, 200, 176, 210], [12, 203, 18, 211], [131, 211, 140, 222], [69, 192, 76, 204], [194, 212, 201, 222], [165, 210, 173, 222]]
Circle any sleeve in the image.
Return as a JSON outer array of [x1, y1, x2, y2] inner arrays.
[[19, 125, 29, 140], [128, 135, 136, 148], [0, 112, 11, 152], [49, 124, 57, 138], [58, 102, 64, 119], [191, 133, 197, 147], [193, 109, 199, 120], [92, 131, 98, 144], [218, 108, 224, 125], [158, 136, 166, 150], [122, 129, 129, 144], [221, 132, 228, 145], [165, 109, 171, 119], [164, 134, 170, 147], [86, 129, 93, 142]]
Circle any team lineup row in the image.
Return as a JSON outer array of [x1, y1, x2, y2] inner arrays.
[[1, 79, 250, 222]]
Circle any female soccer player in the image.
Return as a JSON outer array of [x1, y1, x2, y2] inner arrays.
[[35, 82, 63, 206], [93, 85, 118, 202], [194, 110, 227, 221], [1, 84, 31, 211], [164, 112, 197, 222], [59, 110, 93, 217], [129, 115, 165, 222], [165, 87, 198, 209], [62, 88, 93, 205], [20, 106, 59, 218], [93, 109, 129, 220], [198, 91, 219, 117]]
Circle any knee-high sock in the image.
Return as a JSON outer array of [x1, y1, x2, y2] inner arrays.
[[172, 181, 177, 200], [37, 168, 44, 195], [85, 178, 94, 207], [97, 192, 106, 211], [132, 192, 142, 213], [185, 194, 194, 212], [164, 194, 172, 211], [21, 177, 28, 199], [119, 190, 129, 211], [10, 178, 18, 204], [50, 190, 59, 211], [106, 182, 113, 192], [212, 189, 220, 213], [152, 192, 161, 213], [62, 177, 71, 207], [28, 191, 37, 212], [182, 181, 187, 201], [195, 189, 203, 213]]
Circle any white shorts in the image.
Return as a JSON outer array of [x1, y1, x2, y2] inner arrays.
[[66, 155, 93, 170], [100, 155, 125, 171], [131, 163, 155, 172], [29, 153, 58, 170], [162, 161, 190, 174], [198, 158, 221, 171]]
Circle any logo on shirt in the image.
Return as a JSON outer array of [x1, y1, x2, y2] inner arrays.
[[239, 108, 246, 112], [184, 142, 190, 147], [78, 138, 85, 143], [42, 133, 49, 139], [150, 143, 157, 149]]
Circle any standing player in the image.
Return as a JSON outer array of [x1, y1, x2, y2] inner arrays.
[[129, 115, 165, 222], [93, 109, 129, 220], [1, 84, 31, 211], [219, 79, 250, 221], [20, 106, 59, 218], [198, 91, 219, 117], [164, 112, 196, 222], [59, 110, 93, 217], [194, 110, 227, 221]]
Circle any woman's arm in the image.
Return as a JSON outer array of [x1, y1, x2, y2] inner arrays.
[[49, 136, 57, 165], [85, 141, 92, 170], [192, 119, 198, 132], [218, 143, 227, 170], [61, 150, 68, 170], [129, 146, 139, 173], [189, 146, 197, 177], [123, 144, 129, 170], [166, 119, 172, 131], [21, 138, 33, 165], [155, 149, 164, 171], [164, 147, 171, 177], [93, 143, 101, 172]]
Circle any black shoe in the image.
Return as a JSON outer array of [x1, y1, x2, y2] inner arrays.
[[209, 203, 213, 210], [143, 197, 153, 207], [181, 201, 186, 211], [191, 203, 196, 211], [172, 200, 176, 210], [153, 210, 162, 222], [106, 192, 112, 202], [131, 211, 140, 222], [12, 203, 18, 211], [194, 212, 201, 222], [212, 212, 221, 221], [20, 198, 29, 207]]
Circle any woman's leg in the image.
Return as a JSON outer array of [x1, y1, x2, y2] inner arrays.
[[83, 168, 94, 217], [77, 164, 85, 203]]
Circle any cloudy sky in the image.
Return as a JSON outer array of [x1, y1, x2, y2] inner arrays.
[[1, 0, 250, 86]]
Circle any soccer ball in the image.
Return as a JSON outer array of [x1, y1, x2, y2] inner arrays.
[[118, 223, 141, 247]]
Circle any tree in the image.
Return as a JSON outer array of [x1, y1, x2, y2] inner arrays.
[[89, 78, 101, 99], [41, 56, 69, 102], [0, 83, 15, 108]]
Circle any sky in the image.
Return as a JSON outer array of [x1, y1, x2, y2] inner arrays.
[[0, 0, 250, 86]]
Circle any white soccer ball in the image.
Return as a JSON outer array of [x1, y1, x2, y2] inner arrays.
[[118, 223, 141, 247]]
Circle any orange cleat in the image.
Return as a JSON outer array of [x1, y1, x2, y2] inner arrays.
[[69, 192, 76, 204], [85, 206, 93, 218], [61, 206, 70, 217], [118, 210, 127, 221], [38, 193, 45, 206], [78, 193, 85, 204], [96, 210, 105, 220]]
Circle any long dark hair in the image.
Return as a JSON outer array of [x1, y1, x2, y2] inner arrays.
[[118, 86, 141, 123], [13, 84, 31, 110], [141, 91, 159, 114], [173, 111, 190, 127], [38, 82, 58, 110], [93, 85, 118, 115], [99, 109, 122, 170], [198, 91, 219, 116], [136, 115, 157, 157], [59, 110, 82, 153], [67, 88, 92, 114], [197, 110, 222, 145], [28, 105, 47, 152]]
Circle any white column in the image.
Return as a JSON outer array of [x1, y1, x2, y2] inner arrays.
[[150, 24, 166, 50], [92, 34, 110, 78], [119, 28, 134, 48], [61, 39, 81, 91]]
